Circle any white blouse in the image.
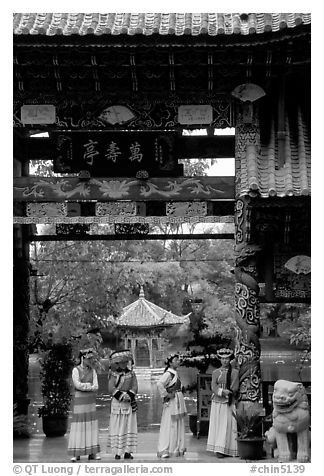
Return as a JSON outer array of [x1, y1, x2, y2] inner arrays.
[[157, 369, 177, 398], [72, 366, 98, 392]]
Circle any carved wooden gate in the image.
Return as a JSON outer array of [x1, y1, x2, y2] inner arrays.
[[13, 13, 311, 416]]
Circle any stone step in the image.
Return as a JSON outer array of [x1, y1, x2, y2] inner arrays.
[[134, 368, 164, 380]]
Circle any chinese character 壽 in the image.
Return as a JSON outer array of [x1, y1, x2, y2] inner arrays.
[[105, 141, 122, 163], [129, 141, 143, 162], [83, 139, 99, 166]]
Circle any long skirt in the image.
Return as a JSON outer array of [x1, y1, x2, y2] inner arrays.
[[157, 404, 186, 458], [206, 400, 238, 456], [68, 391, 100, 457], [108, 412, 138, 456]]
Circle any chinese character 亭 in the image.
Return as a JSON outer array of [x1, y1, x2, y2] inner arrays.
[[83, 140, 99, 166]]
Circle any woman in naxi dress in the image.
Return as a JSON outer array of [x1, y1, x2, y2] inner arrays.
[[157, 353, 187, 458], [68, 348, 101, 462], [206, 348, 239, 458], [107, 349, 138, 460]]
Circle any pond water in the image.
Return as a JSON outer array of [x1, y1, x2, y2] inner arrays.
[[28, 348, 310, 436]]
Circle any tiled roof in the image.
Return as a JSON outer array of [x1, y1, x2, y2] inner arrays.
[[116, 286, 190, 327], [13, 13, 311, 36], [237, 107, 311, 198]]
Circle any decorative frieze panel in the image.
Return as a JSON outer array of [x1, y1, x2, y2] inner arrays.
[[95, 202, 137, 217], [166, 201, 207, 217], [14, 215, 234, 225], [14, 177, 234, 201], [26, 202, 67, 217], [14, 94, 233, 130]]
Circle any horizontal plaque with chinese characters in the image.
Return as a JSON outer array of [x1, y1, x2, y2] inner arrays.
[[51, 131, 182, 177]]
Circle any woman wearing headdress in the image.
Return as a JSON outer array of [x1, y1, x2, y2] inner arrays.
[[107, 350, 138, 460], [68, 348, 101, 462], [206, 348, 239, 458], [156, 354, 187, 458]]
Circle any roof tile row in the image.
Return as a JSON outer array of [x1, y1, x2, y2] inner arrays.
[[237, 107, 311, 198], [13, 13, 311, 36]]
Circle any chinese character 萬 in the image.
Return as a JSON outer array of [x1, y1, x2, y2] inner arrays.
[[105, 141, 122, 163], [83, 140, 99, 166], [129, 141, 143, 163]]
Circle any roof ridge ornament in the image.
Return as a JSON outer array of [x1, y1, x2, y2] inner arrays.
[[139, 285, 145, 299]]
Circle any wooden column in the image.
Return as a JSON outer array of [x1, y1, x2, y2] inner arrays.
[[234, 107, 262, 403], [234, 197, 262, 403], [13, 151, 31, 418], [13, 226, 30, 416], [13, 225, 30, 413]]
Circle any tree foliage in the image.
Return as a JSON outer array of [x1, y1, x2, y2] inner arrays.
[[28, 159, 235, 353], [29, 233, 235, 352]]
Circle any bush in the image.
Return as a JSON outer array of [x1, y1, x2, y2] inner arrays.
[[234, 402, 265, 439], [38, 343, 73, 418], [13, 404, 30, 438]]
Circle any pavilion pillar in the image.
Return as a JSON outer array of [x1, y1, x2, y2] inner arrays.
[[152, 337, 158, 367], [147, 338, 153, 368], [157, 337, 163, 351], [131, 338, 137, 367], [234, 109, 262, 404]]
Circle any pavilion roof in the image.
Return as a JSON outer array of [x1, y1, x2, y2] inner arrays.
[[237, 107, 311, 198], [13, 13, 310, 37], [116, 286, 190, 328]]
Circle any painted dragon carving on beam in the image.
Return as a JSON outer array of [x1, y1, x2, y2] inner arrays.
[[13, 177, 233, 201]]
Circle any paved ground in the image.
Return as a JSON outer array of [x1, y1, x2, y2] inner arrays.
[[13, 430, 274, 464]]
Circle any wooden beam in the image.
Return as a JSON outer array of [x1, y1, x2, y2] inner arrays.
[[178, 135, 234, 158], [13, 176, 235, 202], [25, 137, 53, 161], [13, 129, 29, 162], [29, 233, 234, 242]]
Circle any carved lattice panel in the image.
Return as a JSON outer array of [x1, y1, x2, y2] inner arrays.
[[56, 224, 91, 236], [114, 224, 150, 235], [95, 202, 137, 216], [166, 201, 207, 217], [26, 202, 67, 217]]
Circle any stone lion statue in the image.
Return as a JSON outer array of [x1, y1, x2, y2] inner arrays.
[[265, 380, 310, 462]]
